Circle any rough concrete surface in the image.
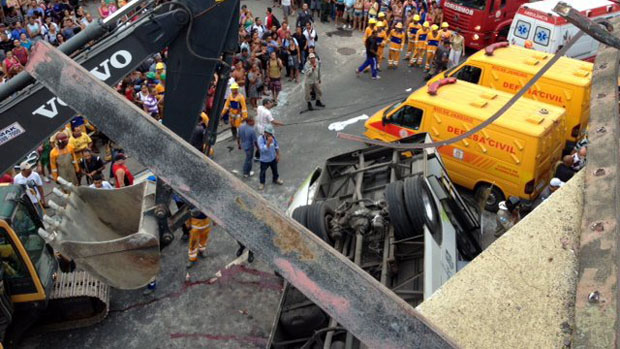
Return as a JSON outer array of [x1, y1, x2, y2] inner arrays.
[[417, 171, 584, 349]]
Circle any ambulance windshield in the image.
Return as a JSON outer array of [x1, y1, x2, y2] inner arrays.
[[450, 0, 486, 11]]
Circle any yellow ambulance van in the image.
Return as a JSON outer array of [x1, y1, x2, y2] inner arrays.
[[429, 42, 591, 150], [364, 78, 566, 211]]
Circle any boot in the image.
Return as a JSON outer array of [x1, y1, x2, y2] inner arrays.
[[186, 260, 196, 269], [315, 100, 325, 107], [307, 102, 314, 110]]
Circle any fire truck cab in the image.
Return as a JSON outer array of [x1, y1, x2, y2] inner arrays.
[[441, 0, 528, 50]]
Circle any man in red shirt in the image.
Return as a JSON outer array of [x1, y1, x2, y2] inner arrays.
[[112, 153, 134, 188]]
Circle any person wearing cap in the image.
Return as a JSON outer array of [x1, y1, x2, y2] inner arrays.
[[112, 153, 134, 188], [257, 124, 284, 190], [424, 23, 441, 71], [50, 132, 79, 185], [448, 27, 464, 68], [363, 18, 377, 44], [303, 52, 325, 110], [537, 178, 565, 205], [412, 21, 429, 67], [387, 22, 405, 69], [495, 196, 521, 237], [375, 20, 387, 69], [186, 209, 213, 269], [405, 14, 421, 61], [356, 28, 380, 79], [377, 11, 388, 28], [221, 82, 248, 141], [14, 161, 45, 215], [69, 125, 92, 181], [440, 22, 451, 40]]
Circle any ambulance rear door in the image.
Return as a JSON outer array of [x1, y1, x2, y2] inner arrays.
[[529, 17, 556, 54], [509, 14, 534, 48]]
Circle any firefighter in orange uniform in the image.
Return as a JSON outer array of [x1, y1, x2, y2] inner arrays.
[[425, 24, 441, 71], [364, 18, 377, 43], [221, 82, 248, 142], [413, 21, 429, 67], [186, 209, 214, 268], [377, 12, 388, 28], [405, 15, 421, 61], [375, 21, 387, 70], [388, 22, 405, 69], [440, 22, 452, 41]]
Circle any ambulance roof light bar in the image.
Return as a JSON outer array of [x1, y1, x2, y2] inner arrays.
[[427, 77, 457, 95], [485, 41, 510, 56]]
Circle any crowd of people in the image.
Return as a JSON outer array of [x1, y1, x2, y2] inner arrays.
[[356, 9, 464, 79], [0, 0, 120, 80], [0, 0, 592, 299]]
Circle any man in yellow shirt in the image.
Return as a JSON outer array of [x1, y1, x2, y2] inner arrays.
[[412, 21, 429, 67], [68, 127, 92, 184], [375, 21, 387, 70], [425, 24, 441, 72], [221, 83, 248, 142], [405, 15, 421, 61], [50, 132, 79, 185], [388, 22, 405, 69]]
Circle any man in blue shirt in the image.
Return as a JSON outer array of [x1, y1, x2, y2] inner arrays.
[[238, 117, 257, 178], [11, 22, 27, 41], [257, 125, 283, 190]]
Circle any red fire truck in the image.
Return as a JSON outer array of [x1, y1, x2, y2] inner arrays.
[[441, 0, 529, 49]]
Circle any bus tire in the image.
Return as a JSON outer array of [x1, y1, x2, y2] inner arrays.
[[404, 175, 441, 237], [385, 181, 414, 241], [306, 202, 334, 243], [291, 205, 310, 227]]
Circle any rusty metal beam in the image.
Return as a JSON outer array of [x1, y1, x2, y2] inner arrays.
[[25, 42, 457, 348], [569, 17, 620, 348]]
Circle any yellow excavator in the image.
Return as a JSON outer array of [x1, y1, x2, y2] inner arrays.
[[0, 183, 109, 346], [0, 0, 240, 345]]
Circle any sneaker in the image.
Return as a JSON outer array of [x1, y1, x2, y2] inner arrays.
[[243, 174, 249, 178], [372, 76, 381, 80], [258, 184, 265, 190], [43, 176, 50, 183], [198, 250, 208, 259], [249, 171, 255, 176], [274, 179, 284, 185]]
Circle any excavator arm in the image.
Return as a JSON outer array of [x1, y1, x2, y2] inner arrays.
[[0, 0, 239, 264]]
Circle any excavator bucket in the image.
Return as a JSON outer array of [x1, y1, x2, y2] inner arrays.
[[38, 178, 160, 289]]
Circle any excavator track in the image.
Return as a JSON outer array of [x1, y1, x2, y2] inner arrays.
[[39, 271, 110, 332]]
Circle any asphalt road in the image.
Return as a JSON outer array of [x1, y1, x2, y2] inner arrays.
[[19, 1, 492, 348]]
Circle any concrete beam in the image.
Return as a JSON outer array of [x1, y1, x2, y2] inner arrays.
[[416, 171, 584, 348]]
